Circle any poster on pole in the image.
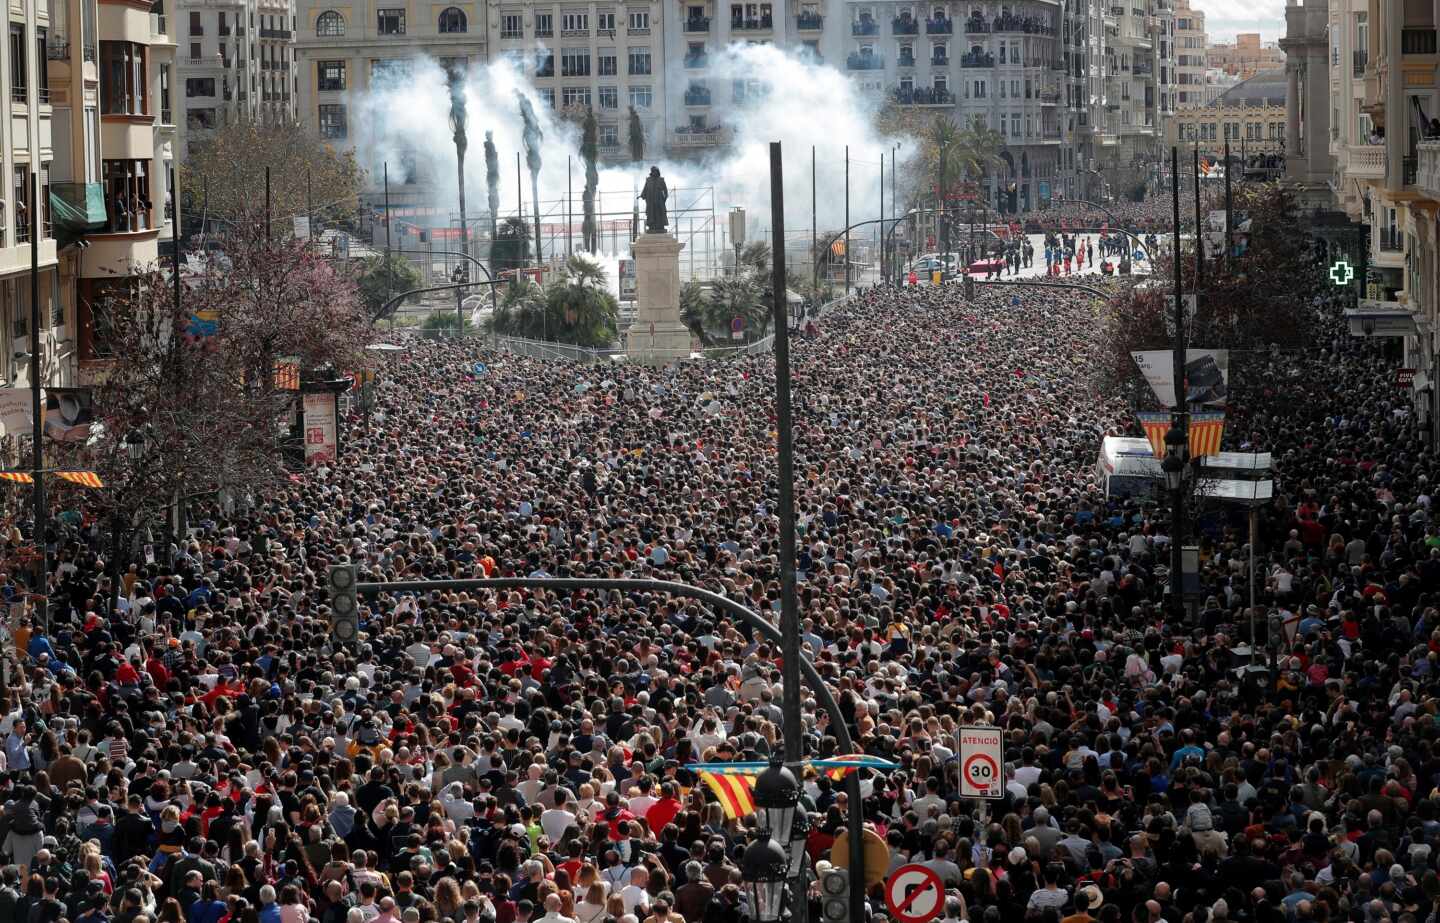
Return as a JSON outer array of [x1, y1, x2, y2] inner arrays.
[[303, 392, 338, 466], [1131, 349, 1230, 408], [0, 389, 34, 437], [957, 725, 1004, 800]]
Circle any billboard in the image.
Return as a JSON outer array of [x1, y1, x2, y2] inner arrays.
[[1131, 349, 1229, 408], [303, 392, 338, 466], [43, 389, 94, 442]]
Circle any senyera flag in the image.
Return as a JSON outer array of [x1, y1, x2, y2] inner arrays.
[[694, 756, 900, 819]]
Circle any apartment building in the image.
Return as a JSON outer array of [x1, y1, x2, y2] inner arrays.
[[173, 0, 296, 160], [1097, 0, 1173, 176], [1172, 0, 1202, 107], [1207, 32, 1283, 79]]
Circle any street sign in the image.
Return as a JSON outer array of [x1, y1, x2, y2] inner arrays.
[[885, 864, 945, 923], [957, 725, 1004, 799], [1330, 259, 1354, 285], [1398, 368, 1417, 388], [731, 316, 744, 340]]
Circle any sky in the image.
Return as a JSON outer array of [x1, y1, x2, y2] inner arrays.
[[1191, 0, 1286, 43]]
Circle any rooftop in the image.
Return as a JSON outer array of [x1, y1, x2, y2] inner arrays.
[[1207, 69, 1286, 108]]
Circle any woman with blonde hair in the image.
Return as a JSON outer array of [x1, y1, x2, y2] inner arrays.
[[576, 883, 608, 923], [433, 877, 464, 923]]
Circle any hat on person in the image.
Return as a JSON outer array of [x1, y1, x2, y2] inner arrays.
[[1077, 886, 1103, 910]]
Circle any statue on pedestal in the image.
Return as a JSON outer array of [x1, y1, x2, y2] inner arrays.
[[639, 167, 668, 233]]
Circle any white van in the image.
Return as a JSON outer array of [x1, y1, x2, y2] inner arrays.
[[1095, 436, 1164, 498]]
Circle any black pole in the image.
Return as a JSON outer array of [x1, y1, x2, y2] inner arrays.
[[383, 162, 392, 310], [173, 163, 182, 313], [769, 140, 807, 923], [306, 168, 313, 241], [1224, 139, 1234, 270], [811, 145, 816, 292], [1192, 146, 1203, 291], [28, 169, 44, 633], [516, 152, 523, 233], [456, 127, 469, 338], [844, 145, 850, 296], [879, 150, 885, 285], [1170, 146, 1187, 624], [265, 165, 271, 242]]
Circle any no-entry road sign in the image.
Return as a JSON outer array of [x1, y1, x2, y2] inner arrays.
[[957, 725, 1004, 800], [885, 864, 945, 923]]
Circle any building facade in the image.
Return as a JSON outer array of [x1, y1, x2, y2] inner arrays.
[[1164, 69, 1285, 154], [1172, 0, 1202, 107], [1207, 32, 1284, 79]]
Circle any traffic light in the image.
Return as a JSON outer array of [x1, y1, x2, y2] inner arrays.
[[328, 564, 359, 648], [819, 867, 848, 923]]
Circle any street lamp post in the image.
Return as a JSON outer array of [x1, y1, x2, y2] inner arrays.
[[450, 83, 470, 337], [1165, 145, 1189, 624], [741, 836, 791, 923]]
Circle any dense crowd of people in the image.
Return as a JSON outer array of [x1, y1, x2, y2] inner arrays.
[[0, 271, 1435, 923]]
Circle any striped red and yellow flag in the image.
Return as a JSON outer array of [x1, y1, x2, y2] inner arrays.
[[274, 361, 301, 392], [1137, 412, 1170, 459], [55, 470, 104, 488], [697, 769, 758, 820], [1189, 412, 1225, 458], [0, 471, 33, 484], [825, 754, 869, 781]]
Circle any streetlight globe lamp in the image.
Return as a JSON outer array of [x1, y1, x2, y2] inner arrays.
[[754, 759, 799, 843], [1162, 425, 1188, 491], [786, 806, 812, 881], [742, 835, 791, 923]]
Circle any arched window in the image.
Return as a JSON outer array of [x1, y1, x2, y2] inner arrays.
[[316, 10, 345, 36], [438, 7, 467, 32]]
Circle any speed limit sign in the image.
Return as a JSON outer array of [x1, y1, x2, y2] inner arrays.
[[958, 726, 1004, 799]]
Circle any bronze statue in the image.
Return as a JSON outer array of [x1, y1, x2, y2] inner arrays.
[[638, 166, 668, 233]]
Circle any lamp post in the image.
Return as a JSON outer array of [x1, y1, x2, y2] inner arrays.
[[754, 758, 802, 923], [741, 835, 791, 923], [786, 806, 812, 881], [110, 427, 150, 616], [449, 82, 470, 337]]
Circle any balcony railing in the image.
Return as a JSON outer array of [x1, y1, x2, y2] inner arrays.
[[931, 54, 948, 65], [1404, 154, 1418, 186], [960, 51, 995, 67], [683, 53, 707, 68], [318, 79, 343, 91], [1380, 229, 1403, 252], [1346, 143, 1385, 179], [964, 18, 989, 33], [45, 38, 67, 60], [925, 17, 952, 33], [83, 42, 95, 62], [684, 88, 711, 105], [189, 25, 203, 35], [683, 16, 709, 31], [846, 52, 882, 69], [732, 16, 771, 29], [669, 125, 731, 148], [218, 24, 230, 34], [1416, 141, 1440, 201], [260, 27, 291, 38], [992, 14, 1054, 34], [897, 52, 915, 66], [1352, 49, 1367, 75], [796, 12, 822, 29], [852, 19, 878, 35], [10, 87, 26, 103], [161, 107, 172, 123], [891, 86, 954, 106]]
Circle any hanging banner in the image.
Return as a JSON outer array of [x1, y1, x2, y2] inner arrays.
[[1131, 349, 1230, 408], [303, 392, 338, 466], [0, 390, 35, 436], [43, 389, 94, 442]]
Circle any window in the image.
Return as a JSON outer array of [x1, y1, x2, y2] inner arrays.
[[628, 84, 651, 108], [159, 63, 171, 121], [100, 41, 147, 115], [538, 87, 554, 107], [562, 11, 588, 32], [218, 11, 228, 33], [562, 86, 590, 107], [376, 8, 405, 34], [628, 46, 650, 74], [102, 159, 150, 232], [628, 9, 649, 31], [370, 58, 411, 82], [973, 79, 984, 98], [315, 10, 344, 35], [185, 77, 215, 97], [599, 124, 618, 145], [438, 7, 466, 32], [35, 27, 47, 102], [189, 42, 200, 59], [500, 13, 522, 37], [9, 25, 26, 104], [318, 102, 346, 138], [13, 166, 28, 242], [318, 59, 344, 90], [535, 51, 553, 76], [597, 11, 615, 32], [598, 85, 618, 108], [189, 10, 201, 34], [535, 13, 552, 36], [598, 49, 617, 74], [186, 108, 214, 130], [561, 48, 590, 76]]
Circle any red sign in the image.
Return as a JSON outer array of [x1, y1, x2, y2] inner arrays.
[[886, 865, 944, 923], [1398, 368, 1417, 388]]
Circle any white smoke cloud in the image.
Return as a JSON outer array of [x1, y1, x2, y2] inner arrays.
[[348, 43, 912, 256]]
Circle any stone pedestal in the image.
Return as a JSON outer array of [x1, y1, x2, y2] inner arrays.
[[627, 232, 692, 364]]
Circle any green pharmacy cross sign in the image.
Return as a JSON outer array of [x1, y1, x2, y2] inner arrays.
[[1330, 259, 1355, 286]]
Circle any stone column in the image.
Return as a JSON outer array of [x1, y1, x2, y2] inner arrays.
[[1387, 0, 1406, 189], [1305, 42, 1331, 179], [1286, 63, 1301, 160], [627, 232, 692, 364]]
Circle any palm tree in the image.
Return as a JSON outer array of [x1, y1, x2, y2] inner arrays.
[[546, 254, 618, 347], [680, 281, 713, 346], [706, 275, 768, 341], [923, 115, 1002, 253]]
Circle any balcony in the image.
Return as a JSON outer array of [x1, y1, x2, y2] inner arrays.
[[683, 53, 707, 68], [1352, 49, 1367, 76], [1038, 88, 1061, 103], [1416, 141, 1440, 201], [1379, 229, 1403, 252], [732, 15, 771, 30], [964, 17, 989, 33], [218, 24, 230, 35], [931, 53, 948, 66], [684, 88, 711, 106], [897, 52, 915, 67], [796, 12, 822, 30], [318, 78, 343, 91], [960, 51, 994, 67], [669, 125, 731, 148], [852, 19, 878, 35], [45, 38, 67, 60], [260, 27, 291, 38], [925, 17, 952, 34], [893, 16, 917, 34], [683, 16, 709, 31], [992, 13, 1054, 34], [847, 52, 882, 69], [1346, 143, 1385, 179], [891, 86, 954, 106]]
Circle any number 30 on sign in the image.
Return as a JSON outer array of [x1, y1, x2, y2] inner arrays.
[[958, 726, 1004, 800]]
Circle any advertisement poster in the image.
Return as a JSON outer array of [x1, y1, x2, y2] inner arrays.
[[0, 389, 34, 437], [1131, 349, 1229, 408], [303, 392, 338, 466], [618, 260, 637, 300], [44, 389, 94, 442]]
